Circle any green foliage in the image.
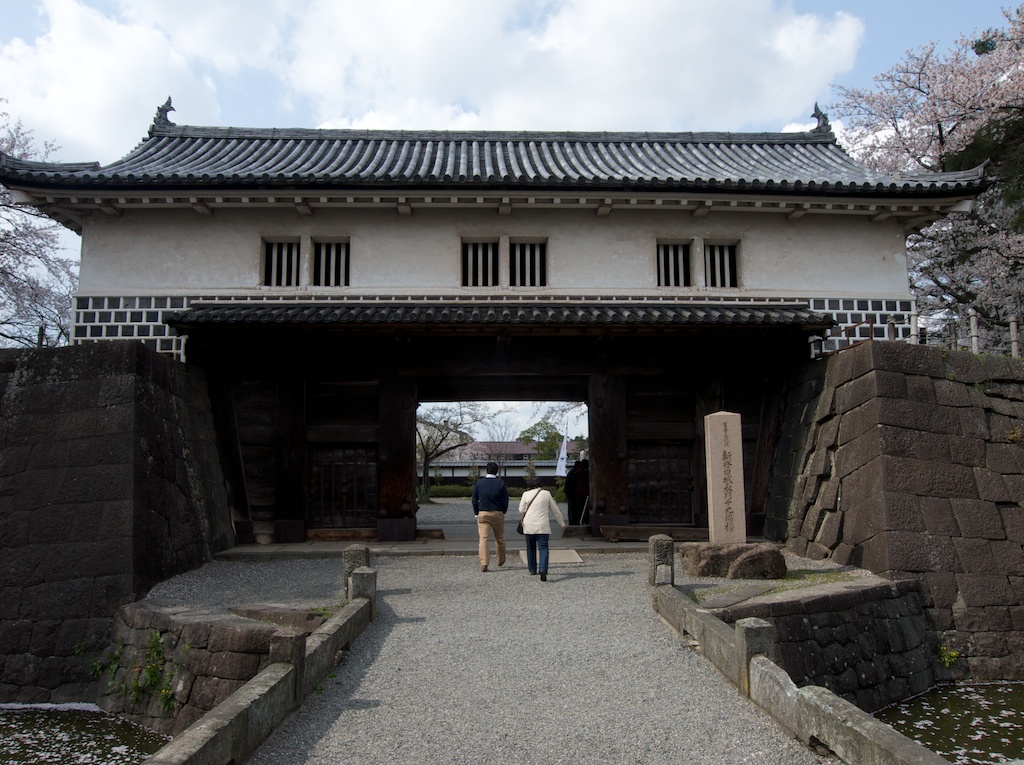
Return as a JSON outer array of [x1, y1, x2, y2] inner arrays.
[[73, 641, 87, 655], [429, 485, 473, 498], [518, 421, 561, 459], [936, 644, 960, 668], [93, 632, 178, 716]]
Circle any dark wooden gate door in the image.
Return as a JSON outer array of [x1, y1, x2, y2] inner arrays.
[[307, 447, 378, 528], [627, 441, 695, 525]]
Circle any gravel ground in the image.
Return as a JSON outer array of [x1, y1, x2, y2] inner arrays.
[[151, 517, 839, 765]]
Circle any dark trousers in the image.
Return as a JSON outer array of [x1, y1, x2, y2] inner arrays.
[[525, 534, 550, 573]]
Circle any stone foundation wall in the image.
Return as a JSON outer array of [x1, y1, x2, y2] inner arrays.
[[97, 601, 306, 736], [709, 578, 933, 712], [766, 341, 1024, 680], [0, 342, 234, 703]]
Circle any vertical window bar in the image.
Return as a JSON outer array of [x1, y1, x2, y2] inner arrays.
[[538, 243, 546, 286], [489, 244, 498, 286]]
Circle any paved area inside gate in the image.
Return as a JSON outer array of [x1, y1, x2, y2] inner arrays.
[[159, 502, 833, 765]]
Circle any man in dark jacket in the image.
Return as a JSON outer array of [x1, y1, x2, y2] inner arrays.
[[472, 461, 509, 572]]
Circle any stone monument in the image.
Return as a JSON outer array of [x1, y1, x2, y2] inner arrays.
[[705, 411, 746, 544]]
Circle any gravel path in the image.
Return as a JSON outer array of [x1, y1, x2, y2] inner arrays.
[[147, 501, 840, 764], [150, 550, 834, 764]]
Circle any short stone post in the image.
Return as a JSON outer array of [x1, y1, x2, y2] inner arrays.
[[343, 544, 370, 592], [648, 534, 675, 585], [704, 411, 746, 544], [269, 628, 307, 702], [735, 617, 775, 698], [349, 567, 377, 620]]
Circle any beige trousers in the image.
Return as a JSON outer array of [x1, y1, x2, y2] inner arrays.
[[476, 511, 506, 569]]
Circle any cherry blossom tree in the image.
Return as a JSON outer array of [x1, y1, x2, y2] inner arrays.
[[0, 100, 79, 347], [829, 7, 1024, 351]]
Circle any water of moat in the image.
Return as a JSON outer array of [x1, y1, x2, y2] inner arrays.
[[875, 682, 1024, 765], [0, 704, 167, 764]]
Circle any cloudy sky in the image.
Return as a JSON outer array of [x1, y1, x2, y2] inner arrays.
[[1, 0, 1013, 165]]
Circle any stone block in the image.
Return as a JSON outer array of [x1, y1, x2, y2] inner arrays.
[[207, 651, 262, 681], [879, 425, 951, 462], [951, 498, 1007, 539], [836, 370, 908, 414], [815, 510, 843, 549], [920, 497, 958, 536], [970, 469, 1011, 505], [207, 622, 276, 654], [905, 375, 937, 404], [1, 653, 40, 686], [863, 531, 957, 575], [991, 540, 1024, 576], [1004, 474, 1024, 504], [1001, 505, 1024, 542], [959, 408, 991, 440], [947, 435, 986, 467], [986, 442, 1024, 474], [881, 457, 978, 499], [955, 575, 1017, 607], [933, 378, 973, 407], [952, 537, 1000, 574], [974, 631, 1008, 657], [187, 675, 245, 711], [20, 579, 97, 621]]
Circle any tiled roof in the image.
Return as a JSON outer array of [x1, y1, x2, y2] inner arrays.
[[167, 301, 833, 331], [0, 123, 987, 197]]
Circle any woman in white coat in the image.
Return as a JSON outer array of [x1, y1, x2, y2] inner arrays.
[[518, 479, 567, 581]]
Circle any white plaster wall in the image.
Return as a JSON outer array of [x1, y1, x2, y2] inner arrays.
[[77, 205, 911, 299]]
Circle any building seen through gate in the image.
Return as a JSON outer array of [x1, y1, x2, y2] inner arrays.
[[0, 100, 987, 541]]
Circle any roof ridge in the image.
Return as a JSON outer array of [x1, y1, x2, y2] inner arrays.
[[147, 123, 838, 145]]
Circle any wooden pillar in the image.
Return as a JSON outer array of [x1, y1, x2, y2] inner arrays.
[[377, 375, 418, 540], [588, 373, 628, 533]]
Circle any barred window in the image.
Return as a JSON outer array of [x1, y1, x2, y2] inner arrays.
[[510, 242, 547, 287], [313, 241, 350, 287], [263, 241, 301, 287], [657, 243, 691, 287], [461, 241, 499, 287], [704, 244, 738, 288]]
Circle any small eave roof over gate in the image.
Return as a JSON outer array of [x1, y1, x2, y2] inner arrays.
[[0, 121, 987, 197], [166, 300, 835, 335]]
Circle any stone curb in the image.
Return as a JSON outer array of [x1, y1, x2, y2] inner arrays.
[[141, 594, 374, 765], [652, 585, 948, 765]]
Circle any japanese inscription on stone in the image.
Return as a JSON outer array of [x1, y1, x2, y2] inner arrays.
[[705, 411, 746, 544]]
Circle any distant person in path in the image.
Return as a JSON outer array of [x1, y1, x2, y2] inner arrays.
[[518, 478, 566, 581], [564, 460, 581, 524], [566, 458, 590, 525], [472, 461, 508, 572]]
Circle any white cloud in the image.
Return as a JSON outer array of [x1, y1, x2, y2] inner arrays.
[[282, 0, 867, 132], [0, 0, 219, 162], [0, 0, 866, 164], [116, 0, 293, 75]]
